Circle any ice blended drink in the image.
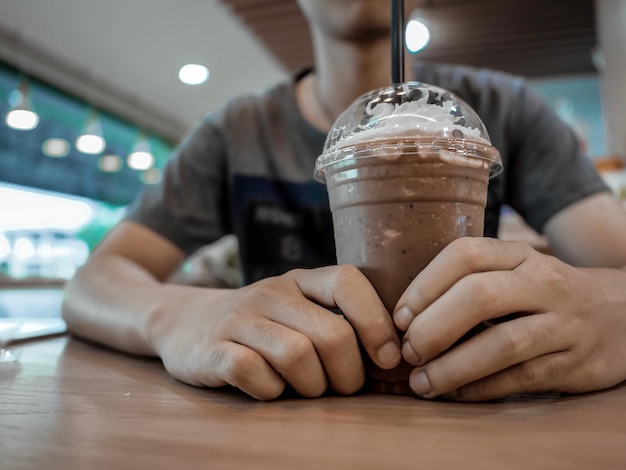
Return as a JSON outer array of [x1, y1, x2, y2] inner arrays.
[[314, 83, 502, 395]]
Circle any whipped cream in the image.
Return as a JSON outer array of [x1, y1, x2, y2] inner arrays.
[[324, 83, 490, 153]]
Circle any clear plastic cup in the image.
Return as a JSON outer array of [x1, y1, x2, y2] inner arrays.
[[315, 82, 502, 394]]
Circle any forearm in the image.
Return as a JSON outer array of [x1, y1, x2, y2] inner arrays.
[[62, 253, 225, 356], [544, 193, 626, 268]]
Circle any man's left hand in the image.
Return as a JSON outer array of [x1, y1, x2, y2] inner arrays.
[[393, 237, 626, 401]]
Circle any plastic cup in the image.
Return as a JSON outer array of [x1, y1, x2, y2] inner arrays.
[[315, 82, 502, 394]]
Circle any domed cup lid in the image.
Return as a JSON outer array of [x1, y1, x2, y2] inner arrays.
[[314, 82, 503, 182]]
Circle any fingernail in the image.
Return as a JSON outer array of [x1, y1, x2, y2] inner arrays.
[[376, 341, 401, 368], [402, 341, 420, 366], [394, 306, 414, 330], [410, 371, 432, 397]]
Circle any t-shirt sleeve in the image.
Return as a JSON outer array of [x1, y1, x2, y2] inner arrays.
[[504, 82, 609, 233], [124, 115, 230, 256]]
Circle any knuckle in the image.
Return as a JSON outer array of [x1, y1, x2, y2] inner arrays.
[[541, 357, 570, 384], [191, 344, 230, 386], [243, 279, 284, 304], [516, 361, 540, 386], [284, 268, 306, 280], [205, 343, 227, 370], [496, 325, 528, 361], [461, 274, 497, 311], [367, 314, 389, 336], [508, 240, 533, 257], [452, 237, 485, 269], [561, 353, 597, 393], [172, 342, 219, 386], [316, 317, 355, 353], [496, 322, 548, 362], [223, 347, 257, 384], [516, 356, 573, 389], [526, 255, 570, 291], [249, 321, 280, 345], [564, 317, 594, 352], [333, 264, 364, 288], [278, 336, 315, 371]]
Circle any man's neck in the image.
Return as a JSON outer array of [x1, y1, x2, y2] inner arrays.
[[296, 31, 392, 132], [315, 32, 391, 113]]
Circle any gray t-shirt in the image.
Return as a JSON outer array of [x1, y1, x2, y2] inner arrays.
[[126, 64, 608, 283]]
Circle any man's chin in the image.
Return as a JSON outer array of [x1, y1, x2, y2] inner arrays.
[[303, 0, 391, 43], [334, 23, 390, 43]]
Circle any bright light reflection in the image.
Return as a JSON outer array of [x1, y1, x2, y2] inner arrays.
[[76, 134, 106, 154], [141, 168, 162, 185], [178, 64, 210, 85], [14, 237, 36, 260], [0, 184, 94, 230], [99, 154, 122, 173], [406, 19, 431, 53], [0, 233, 10, 260], [5, 109, 39, 130], [43, 138, 70, 157], [128, 151, 154, 170]]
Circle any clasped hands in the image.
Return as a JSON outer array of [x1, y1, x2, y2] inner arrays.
[[151, 237, 626, 401]]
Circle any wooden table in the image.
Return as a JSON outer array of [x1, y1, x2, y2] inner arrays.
[[2, 337, 626, 470]]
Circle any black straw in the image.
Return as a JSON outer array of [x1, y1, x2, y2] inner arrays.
[[391, 0, 405, 84]]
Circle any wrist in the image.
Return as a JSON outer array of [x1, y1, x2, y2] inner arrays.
[[141, 284, 230, 357]]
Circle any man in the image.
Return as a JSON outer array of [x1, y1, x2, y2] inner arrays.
[[63, 0, 626, 401]]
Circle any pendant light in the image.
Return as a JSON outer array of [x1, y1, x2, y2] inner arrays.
[[127, 132, 155, 170], [5, 78, 39, 131], [76, 110, 106, 155]]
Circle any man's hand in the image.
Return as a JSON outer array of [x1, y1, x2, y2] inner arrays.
[[150, 265, 401, 400], [392, 237, 626, 401]]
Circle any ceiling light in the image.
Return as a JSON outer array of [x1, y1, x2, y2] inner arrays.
[[128, 133, 155, 170], [76, 134, 105, 154], [43, 138, 70, 157], [128, 151, 154, 171], [5, 79, 39, 131], [76, 111, 106, 155], [6, 109, 39, 130], [406, 19, 430, 53], [141, 167, 162, 185], [14, 237, 36, 260], [98, 154, 123, 173], [178, 64, 210, 85]]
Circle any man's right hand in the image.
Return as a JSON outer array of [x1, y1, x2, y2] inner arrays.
[[148, 265, 401, 400], [63, 222, 400, 401]]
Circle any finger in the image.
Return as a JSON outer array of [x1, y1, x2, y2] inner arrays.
[[394, 238, 532, 331], [263, 294, 365, 395], [200, 340, 286, 401], [289, 265, 401, 370], [402, 269, 545, 366], [231, 319, 329, 398], [407, 313, 573, 399], [445, 351, 578, 402]]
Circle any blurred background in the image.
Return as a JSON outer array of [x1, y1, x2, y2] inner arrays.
[[0, 0, 625, 290]]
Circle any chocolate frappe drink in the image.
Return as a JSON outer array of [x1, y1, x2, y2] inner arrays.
[[314, 83, 502, 395]]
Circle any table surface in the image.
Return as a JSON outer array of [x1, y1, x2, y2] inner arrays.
[[2, 337, 626, 470]]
